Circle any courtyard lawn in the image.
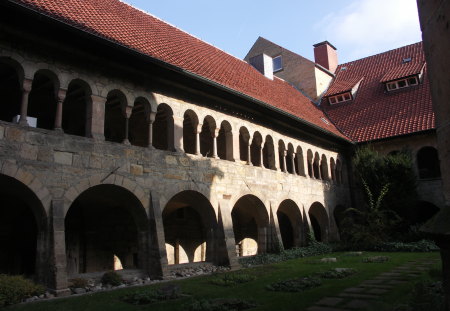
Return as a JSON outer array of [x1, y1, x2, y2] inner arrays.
[[6, 252, 441, 311]]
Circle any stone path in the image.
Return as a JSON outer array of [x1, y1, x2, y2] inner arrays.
[[306, 257, 440, 311]]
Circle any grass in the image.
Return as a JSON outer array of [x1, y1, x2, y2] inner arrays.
[[6, 252, 440, 311]]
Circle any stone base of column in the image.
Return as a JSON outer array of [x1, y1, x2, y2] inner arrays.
[[49, 288, 71, 297]]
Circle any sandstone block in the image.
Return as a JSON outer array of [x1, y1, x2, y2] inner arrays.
[[54, 151, 73, 166], [21, 144, 38, 160], [165, 155, 178, 165], [130, 164, 143, 175], [6, 127, 25, 142], [0, 125, 4, 139]]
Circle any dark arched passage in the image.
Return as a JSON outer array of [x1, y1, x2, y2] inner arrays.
[[153, 103, 174, 151], [62, 79, 91, 137], [277, 200, 302, 249], [28, 70, 58, 130], [308, 202, 329, 242], [417, 147, 441, 179], [0, 59, 22, 123]]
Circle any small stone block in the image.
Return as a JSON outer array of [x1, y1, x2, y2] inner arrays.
[[367, 288, 388, 294], [320, 257, 337, 263], [388, 280, 407, 285], [345, 299, 371, 309], [339, 293, 379, 299], [344, 287, 366, 293], [316, 297, 344, 307]]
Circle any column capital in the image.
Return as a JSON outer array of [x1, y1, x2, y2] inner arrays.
[[23, 78, 33, 92], [123, 105, 133, 119], [212, 128, 220, 138], [148, 111, 156, 123]]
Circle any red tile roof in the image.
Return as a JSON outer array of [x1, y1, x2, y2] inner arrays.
[[9, 0, 347, 140], [322, 42, 434, 142], [325, 77, 363, 97], [380, 61, 425, 83]]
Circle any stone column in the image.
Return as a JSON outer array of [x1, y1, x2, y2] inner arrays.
[[231, 130, 240, 162], [48, 200, 70, 296], [173, 115, 184, 153], [54, 88, 67, 132], [87, 95, 106, 140], [147, 111, 156, 149], [18, 78, 33, 126], [147, 192, 168, 278], [212, 128, 220, 159], [247, 139, 252, 165], [282, 151, 287, 172], [259, 146, 264, 167], [195, 124, 202, 156], [122, 106, 132, 145], [291, 153, 296, 174], [218, 199, 240, 268], [274, 145, 280, 171]]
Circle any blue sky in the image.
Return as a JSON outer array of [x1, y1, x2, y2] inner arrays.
[[124, 0, 422, 64]]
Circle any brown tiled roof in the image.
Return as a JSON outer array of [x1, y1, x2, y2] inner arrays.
[[325, 76, 363, 97], [9, 0, 347, 139], [322, 42, 434, 142]]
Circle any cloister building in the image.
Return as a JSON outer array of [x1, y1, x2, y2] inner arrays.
[[0, 0, 442, 295]]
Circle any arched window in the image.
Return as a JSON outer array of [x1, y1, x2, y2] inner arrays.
[[250, 132, 263, 166], [263, 135, 276, 170], [320, 154, 329, 180], [295, 146, 305, 176], [0, 58, 23, 123], [417, 147, 441, 179], [153, 103, 174, 151], [307, 150, 313, 177], [104, 90, 127, 143], [183, 110, 199, 155], [330, 158, 336, 182], [200, 116, 216, 157], [286, 144, 295, 174], [129, 97, 151, 147], [239, 127, 250, 163], [28, 70, 59, 130], [313, 152, 321, 179], [278, 140, 286, 172], [62, 79, 92, 137], [217, 121, 233, 161]]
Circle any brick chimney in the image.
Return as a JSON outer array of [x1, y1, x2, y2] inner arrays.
[[249, 54, 273, 80], [313, 41, 338, 73]]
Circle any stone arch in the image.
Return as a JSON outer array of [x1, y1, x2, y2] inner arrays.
[[307, 149, 313, 177], [28, 69, 60, 130], [320, 154, 329, 180], [100, 84, 134, 106], [200, 115, 217, 157], [239, 126, 250, 163], [129, 96, 151, 147], [232, 194, 269, 256], [0, 171, 48, 278], [153, 103, 175, 151], [286, 143, 295, 174], [263, 135, 276, 170], [330, 158, 336, 182], [278, 140, 287, 172], [217, 120, 233, 161], [183, 109, 200, 155], [104, 89, 128, 143], [277, 199, 302, 249], [308, 202, 329, 242], [417, 146, 441, 179], [250, 131, 263, 167], [62, 79, 92, 137], [132, 92, 158, 112], [0, 57, 24, 123], [162, 190, 227, 265], [313, 152, 321, 179], [65, 184, 148, 275]]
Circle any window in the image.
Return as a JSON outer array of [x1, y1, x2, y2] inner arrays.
[[328, 92, 352, 105], [273, 55, 282, 72], [386, 76, 419, 91]]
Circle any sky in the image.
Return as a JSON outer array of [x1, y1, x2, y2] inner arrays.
[[123, 0, 422, 64]]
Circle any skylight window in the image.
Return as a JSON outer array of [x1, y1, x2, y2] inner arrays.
[[328, 92, 352, 105], [273, 55, 282, 72], [386, 76, 418, 91], [402, 57, 412, 63]]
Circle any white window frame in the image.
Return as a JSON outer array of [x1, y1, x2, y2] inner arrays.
[[328, 92, 352, 105], [386, 76, 419, 91]]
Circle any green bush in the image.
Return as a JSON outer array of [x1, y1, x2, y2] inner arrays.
[[0, 274, 45, 307], [373, 240, 439, 252], [362, 256, 390, 263], [101, 271, 123, 286], [266, 277, 321, 292], [185, 298, 257, 311], [315, 268, 357, 279], [210, 273, 256, 286]]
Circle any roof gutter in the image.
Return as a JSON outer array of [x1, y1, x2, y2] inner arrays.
[[7, 0, 351, 144]]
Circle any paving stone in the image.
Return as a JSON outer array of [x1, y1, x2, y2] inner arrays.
[[379, 272, 401, 277], [339, 293, 379, 299], [345, 299, 371, 309], [388, 280, 407, 285], [367, 288, 388, 294], [361, 279, 384, 284], [316, 297, 344, 307], [344, 287, 366, 293], [358, 283, 393, 289], [306, 306, 349, 311]]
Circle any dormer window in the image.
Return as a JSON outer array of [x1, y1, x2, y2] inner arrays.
[[328, 92, 352, 105], [386, 76, 418, 91], [273, 55, 282, 72]]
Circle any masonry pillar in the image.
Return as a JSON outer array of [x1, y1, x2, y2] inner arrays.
[[54, 88, 67, 132], [195, 124, 202, 155], [48, 200, 70, 296], [257, 226, 267, 254], [274, 145, 280, 171], [259, 145, 264, 167], [282, 151, 287, 173], [146, 192, 168, 278], [247, 139, 252, 165], [232, 129, 240, 162], [212, 128, 220, 159], [18, 78, 32, 126], [87, 95, 106, 140], [122, 106, 132, 145], [147, 111, 156, 149], [290, 153, 296, 174], [269, 203, 283, 252], [173, 116, 184, 153], [218, 199, 240, 268]]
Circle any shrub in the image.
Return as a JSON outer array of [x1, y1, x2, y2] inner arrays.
[[68, 278, 89, 289], [185, 298, 257, 311], [266, 277, 321, 292], [373, 240, 439, 252], [210, 273, 256, 286], [362, 256, 390, 263], [0, 274, 45, 307], [101, 271, 123, 286], [316, 268, 357, 279]]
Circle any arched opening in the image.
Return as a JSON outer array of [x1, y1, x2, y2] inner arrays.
[[250, 132, 263, 167], [217, 121, 233, 161], [183, 110, 199, 155], [0, 174, 45, 276], [0, 59, 22, 123], [320, 154, 329, 180], [286, 144, 295, 174], [308, 202, 329, 242], [62, 79, 91, 137], [263, 135, 276, 170], [232, 195, 269, 256], [239, 127, 250, 163], [336, 159, 342, 184], [333, 205, 346, 236], [153, 103, 174, 151], [330, 158, 336, 182], [313, 152, 321, 179], [277, 200, 302, 249], [307, 149, 313, 177], [65, 185, 147, 276], [412, 201, 440, 225], [163, 191, 225, 265], [104, 90, 127, 143], [28, 70, 58, 130], [129, 97, 150, 147], [295, 146, 305, 176], [278, 140, 286, 172], [417, 147, 441, 179], [200, 116, 216, 158]]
